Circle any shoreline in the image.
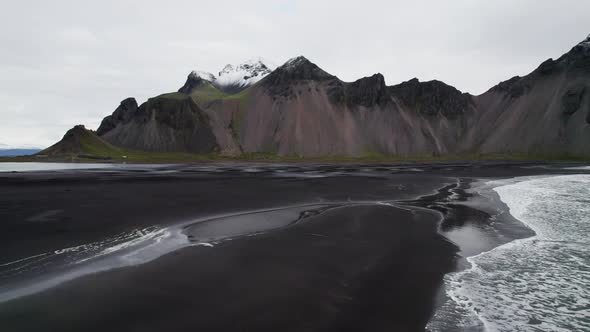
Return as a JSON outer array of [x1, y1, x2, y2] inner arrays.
[[429, 173, 590, 331], [422, 176, 538, 331]]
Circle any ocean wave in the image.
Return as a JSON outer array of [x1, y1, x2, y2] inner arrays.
[[429, 174, 590, 331]]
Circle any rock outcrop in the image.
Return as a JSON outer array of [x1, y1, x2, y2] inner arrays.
[[343, 73, 389, 107], [178, 73, 209, 95], [389, 78, 473, 116]]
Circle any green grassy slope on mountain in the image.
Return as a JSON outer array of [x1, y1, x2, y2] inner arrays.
[[188, 83, 251, 106]]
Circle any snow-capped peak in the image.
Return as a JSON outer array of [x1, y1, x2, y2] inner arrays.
[[189, 58, 275, 93], [214, 58, 275, 92]]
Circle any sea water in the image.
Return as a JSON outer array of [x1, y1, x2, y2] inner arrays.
[[429, 174, 590, 331], [0, 162, 116, 172]]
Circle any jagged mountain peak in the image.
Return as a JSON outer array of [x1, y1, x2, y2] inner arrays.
[[262, 56, 335, 88], [97, 97, 139, 136], [181, 58, 275, 94], [218, 58, 273, 76], [283, 56, 312, 68], [258, 56, 336, 96], [279, 56, 331, 77], [214, 58, 274, 93]]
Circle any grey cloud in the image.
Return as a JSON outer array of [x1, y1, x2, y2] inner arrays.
[[1, 0, 588, 147]]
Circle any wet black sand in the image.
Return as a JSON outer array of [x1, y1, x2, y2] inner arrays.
[[0, 162, 588, 331]]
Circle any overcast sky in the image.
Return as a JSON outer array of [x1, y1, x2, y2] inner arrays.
[[1, 0, 589, 148]]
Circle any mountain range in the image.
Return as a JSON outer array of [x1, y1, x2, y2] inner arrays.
[[44, 34, 590, 160], [0, 143, 41, 157]]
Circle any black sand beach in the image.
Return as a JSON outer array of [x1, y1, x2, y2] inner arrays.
[[0, 162, 588, 331]]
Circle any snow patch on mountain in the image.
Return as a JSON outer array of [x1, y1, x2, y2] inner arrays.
[[189, 70, 216, 82], [190, 58, 275, 93]]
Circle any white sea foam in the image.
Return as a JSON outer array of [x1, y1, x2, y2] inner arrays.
[[0, 226, 191, 303], [563, 165, 590, 170], [429, 175, 590, 331], [0, 203, 340, 303]]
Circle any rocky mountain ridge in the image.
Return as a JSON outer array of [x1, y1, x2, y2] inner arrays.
[[57, 34, 590, 159]]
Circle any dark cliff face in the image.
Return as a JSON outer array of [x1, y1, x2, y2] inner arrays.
[[389, 78, 472, 116], [326, 73, 390, 107], [100, 94, 218, 153], [345, 74, 390, 107], [97, 98, 138, 136], [138, 95, 210, 129]]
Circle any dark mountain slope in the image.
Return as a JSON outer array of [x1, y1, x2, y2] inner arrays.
[[470, 35, 590, 156]]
